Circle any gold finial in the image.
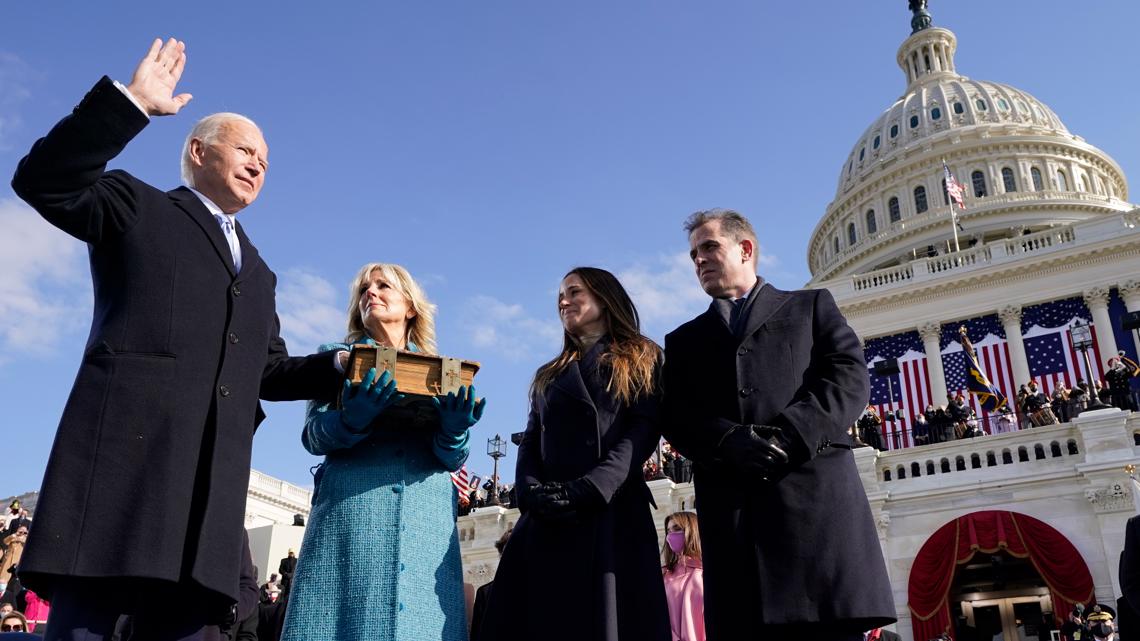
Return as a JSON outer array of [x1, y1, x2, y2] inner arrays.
[[1126, 464, 1136, 478]]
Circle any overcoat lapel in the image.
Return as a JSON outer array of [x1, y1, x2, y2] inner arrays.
[[232, 220, 263, 281], [738, 283, 792, 340], [168, 187, 237, 277], [549, 361, 596, 412]]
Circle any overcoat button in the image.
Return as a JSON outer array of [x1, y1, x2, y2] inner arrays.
[[738, 347, 750, 356], [229, 332, 239, 344], [739, 387, 752, 397], [219, 385, 230, 397], [231, 285, 241, 297]]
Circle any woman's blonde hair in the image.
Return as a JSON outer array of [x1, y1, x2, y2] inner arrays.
[[662, 511, 702, 573], [531, 267, 660, 405], [344, 263, 437, 354]]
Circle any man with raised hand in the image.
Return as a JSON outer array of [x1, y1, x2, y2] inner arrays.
[[661, 209, 895, 640], [11, 39, 339, 640]]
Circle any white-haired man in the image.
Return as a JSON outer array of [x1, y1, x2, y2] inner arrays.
[[11, 39, 340, 640]]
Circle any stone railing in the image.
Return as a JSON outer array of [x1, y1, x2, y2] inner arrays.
[[248, 469, 312, 508], [832, 211, 1140, 297]]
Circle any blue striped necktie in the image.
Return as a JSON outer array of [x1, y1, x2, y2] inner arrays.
[[214, 214, 242, 272]]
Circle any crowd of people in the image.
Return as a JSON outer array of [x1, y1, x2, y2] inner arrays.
[[856, 354, 1139, 451]]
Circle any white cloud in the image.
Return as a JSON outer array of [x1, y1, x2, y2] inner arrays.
[[0, 199, 90, 364], [461, 294, 562, 362], [275, 268, 347, 352]]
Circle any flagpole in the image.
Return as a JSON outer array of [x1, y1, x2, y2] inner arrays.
[[943, 158, 961, 254]]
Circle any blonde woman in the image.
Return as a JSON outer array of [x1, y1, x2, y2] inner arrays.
[[662, 512, 705, 641], [283, 263, 484, 641]]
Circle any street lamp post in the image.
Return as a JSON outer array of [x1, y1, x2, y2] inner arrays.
[[1070, 319, 1110, 412], [486, 434, 507, 506]]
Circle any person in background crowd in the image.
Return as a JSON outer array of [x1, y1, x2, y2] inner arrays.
[[1095, 380, 1111, 405], [260, 573, 280, 604], [11, 38, 342, 640], [0, 529, 26, 594], [1061, 605, 1087, 641], [660, 209, 894, 639], [0, 604, 10, 617], [20, 589, 47, 633], [1106, 354, 1140, 411], [912, 412, 931, 445], [662, 512, 705, 641], [995, 406, 1016, 434], [1052, 380, 1071, 423], [480, 267, 671, 641], [277, 550, 296, 598], [0, 611, 27, 634], [2, 514, 29, 541], [857, 406, 885, 451], [0, 503, 19, 535], [282, 262, 482, 641], [469, 527, 512, 641]]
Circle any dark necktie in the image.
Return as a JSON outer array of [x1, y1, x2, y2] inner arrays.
[[729, 297, 747, 334]]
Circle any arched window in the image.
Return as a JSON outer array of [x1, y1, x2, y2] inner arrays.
[[1056, 170, 1068, 191], [955, 456, 966, 471], [975, 98, 988, 111], [883, 469, 892, 482], [972, 170, 987, 197], [859, 147, 865, 161], [914, 186, 928, 213], [940, 458, 951, 473], [1001, 167, 1017, 193], [847, 222, 857, 246], [997, 98, 1010, 111], [1050, 442, 1063, 458], [890, 124, 899, 138], [953, 102, 964, 115], [873, 135, 881, 149], [911, 462, 922, 478], [866, 209, 877, 234], [1031, 167, 1043, 191], [925, 461, 936, 476], [888, 197, 901, 223], [833, 236, 839, 255], [910, 115, 920, 129], [931, 106, 942, 121], [1079, 175, 1088, 192]]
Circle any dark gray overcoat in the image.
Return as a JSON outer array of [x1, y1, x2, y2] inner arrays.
[[662, 281, 896, 636], [479, 340, 670, 641], [10, 77, 337, 608]]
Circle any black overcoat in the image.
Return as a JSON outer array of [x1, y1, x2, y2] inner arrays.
[[479, 341, 670, 641], [10, 77, 336, 606], [662, 282, 895, 635]]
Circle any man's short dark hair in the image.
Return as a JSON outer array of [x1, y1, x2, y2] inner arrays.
[[683, 208, 757, 243]]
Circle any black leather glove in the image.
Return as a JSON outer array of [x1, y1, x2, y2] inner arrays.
[[718, 424, 791, 482], [531, 479, 603, 522]]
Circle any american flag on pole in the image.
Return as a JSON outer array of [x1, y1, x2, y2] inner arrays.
[[943, 160, 966, 209], [865, 330, 933, 450], [451, 465, 476, 502]]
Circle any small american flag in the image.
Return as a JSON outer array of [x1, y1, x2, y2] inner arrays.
[[451, 465, 476, 500], [943, 160, 966, 210]]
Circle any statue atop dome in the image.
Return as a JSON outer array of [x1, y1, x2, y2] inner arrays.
[[909, 0, 933, 33]]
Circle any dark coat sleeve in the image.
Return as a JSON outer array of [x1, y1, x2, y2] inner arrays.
[[1122, 516, 1140, 615], [661, 330, 737, 462], [771, 288, 869, 461], [11, 76, 149, 244], [514, 403, 543, 512]]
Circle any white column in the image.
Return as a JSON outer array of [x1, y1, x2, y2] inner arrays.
[[998, 305, 1031, 388], [1120, 280, 1140, 358], [1084, 287, 1119, 365], [919, 321, 948, 404]]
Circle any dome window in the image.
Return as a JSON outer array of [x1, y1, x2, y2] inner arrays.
[[890, 124, 899, 138], [953, 102, 964, 115], [859, 147, 865, 161], [847, 222, 857, 246], [873, 135, 881, 150], [866, 210, 877, 234], [909, 115, 920, 129], [1031, 167, 1043, 191], [888, 197, 901, 223], [1079, 175, 1089, 192], [1001, 167, 1017, 193], [834, 236, 840, 255], [1016, 100, 1028, 111], [972, 170, 988, 197], [997, 98, 1010, 111], [914, 186, 928, 213], [1056, 170, 1068, 191], [931, 106, 942, 121], [975, 99, 988, 111]]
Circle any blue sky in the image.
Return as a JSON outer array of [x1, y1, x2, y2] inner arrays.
[[2, 1, 1138, 492]]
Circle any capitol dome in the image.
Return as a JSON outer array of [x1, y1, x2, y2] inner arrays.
[[807, 12, 1132, 284]]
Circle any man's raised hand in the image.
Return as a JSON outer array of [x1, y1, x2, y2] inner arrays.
[[126, 38, 193, 116]]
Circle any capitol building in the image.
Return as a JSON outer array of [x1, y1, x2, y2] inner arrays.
[[154, 5, 1140, 641]]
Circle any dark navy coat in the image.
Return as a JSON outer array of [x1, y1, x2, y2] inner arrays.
[[10, 77, 336, 607], [480, 340, 670, 641], [662, 282, 896, 634]]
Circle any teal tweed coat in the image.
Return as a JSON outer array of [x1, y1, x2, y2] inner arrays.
[[282, 342, 470, 641]]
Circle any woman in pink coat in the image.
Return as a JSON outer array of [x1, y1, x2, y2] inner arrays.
[[662, 511, 705, 641]]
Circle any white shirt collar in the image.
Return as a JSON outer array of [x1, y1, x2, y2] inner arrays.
[[187, 187, 233, 223]]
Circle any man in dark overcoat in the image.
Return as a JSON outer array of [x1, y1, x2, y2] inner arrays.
[[10, 39, 339, 639], [662, 209, 896, 640]]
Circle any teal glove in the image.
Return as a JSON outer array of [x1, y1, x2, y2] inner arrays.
[[432, 385, 486, 437], [340, 368, 401, 431]]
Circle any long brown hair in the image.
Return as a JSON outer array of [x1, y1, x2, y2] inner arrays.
[[531, 267, 660, 405], [662, 511, 702, 573]]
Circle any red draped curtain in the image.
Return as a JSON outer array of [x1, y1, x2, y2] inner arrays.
[[908, 510, 1094, 641]]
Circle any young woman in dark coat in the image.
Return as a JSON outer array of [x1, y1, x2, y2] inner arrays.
[[478, 267, 670, 641]]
